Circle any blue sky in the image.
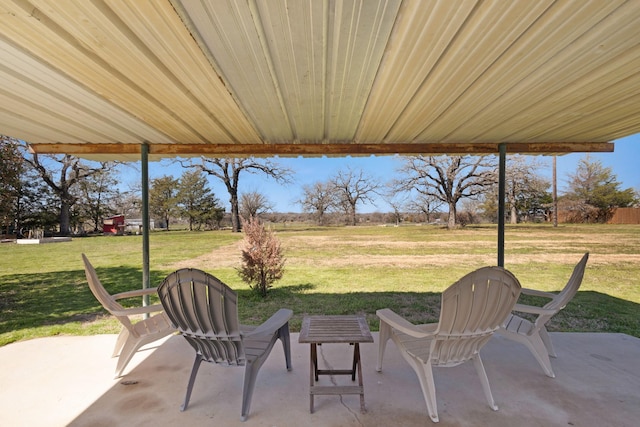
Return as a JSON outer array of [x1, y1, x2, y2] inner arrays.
[[125, 134, 640, 214]]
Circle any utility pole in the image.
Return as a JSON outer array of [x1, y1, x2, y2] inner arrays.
[[553, 156, 558, 227]]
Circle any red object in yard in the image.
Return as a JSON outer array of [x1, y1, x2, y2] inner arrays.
[[103, 215, 125, 234]]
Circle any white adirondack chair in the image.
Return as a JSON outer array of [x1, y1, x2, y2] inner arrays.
[[82, 254, 175, 377], [377, 266, 522, 422], [499, 253, 589, 378]]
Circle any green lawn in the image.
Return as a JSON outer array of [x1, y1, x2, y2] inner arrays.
[[1, 223, 638, 346]]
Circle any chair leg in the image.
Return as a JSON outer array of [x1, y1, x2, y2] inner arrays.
[[181, 355, 204, 412], [241, 356, 268, 422], [114, 337, 144, 378], [473, 355, 498, 411], [112, 328, 129, 358], [539, 326, 557, 358], [524, 333, 556, 378], [411, 358, 439, 423], [376, 321, 391, 372], [278, 323, 292, 371]]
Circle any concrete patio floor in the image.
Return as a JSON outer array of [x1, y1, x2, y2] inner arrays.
[[1, 332, 638, 427]]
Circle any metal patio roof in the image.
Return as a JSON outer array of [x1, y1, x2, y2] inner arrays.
[[2, 0, 640, 161]]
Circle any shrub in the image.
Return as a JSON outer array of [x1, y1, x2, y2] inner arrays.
[[237, 216, 285, 297]]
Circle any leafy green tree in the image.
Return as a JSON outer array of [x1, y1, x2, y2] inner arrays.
[[149, 176, 179, 230], [75, 169, 119, 232], [561, 156, 636, 223], [237, 216, 285, 297], [0, 136, 24, 234], [15, 168, 59, 235], [176, 170, 223, 231]]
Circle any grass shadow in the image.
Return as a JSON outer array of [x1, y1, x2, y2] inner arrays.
[[2, 268, 639, 346], [520, 290, 640, 336], [236, 286, 640, 336], [0, 267, 169, 345]]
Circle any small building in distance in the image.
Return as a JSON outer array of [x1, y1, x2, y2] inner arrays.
[[103, 215, 125, 235], [124, 219, 155, 234]]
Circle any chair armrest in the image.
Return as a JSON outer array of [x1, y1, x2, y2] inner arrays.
[[520, 288, 556, 299], [243, 308, 293, 338], [512, 303, 556, 316], [113, 287, 160, 300], [377, 308, 435, 338], [110, 304, 165, 317]]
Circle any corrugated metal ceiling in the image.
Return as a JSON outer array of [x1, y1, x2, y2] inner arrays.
[[1, 0, 639, 160]]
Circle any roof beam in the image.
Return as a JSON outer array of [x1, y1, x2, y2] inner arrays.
[[28, 141, 614, 157]]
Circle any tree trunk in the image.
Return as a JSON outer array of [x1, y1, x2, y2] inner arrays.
[[59, 199, 71, 236], [510, 205, 518, 224], [447, 201, 457, 229], [230, 192, 241, 232]]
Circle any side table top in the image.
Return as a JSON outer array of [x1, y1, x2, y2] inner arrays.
[[299, 315, 374, 344]]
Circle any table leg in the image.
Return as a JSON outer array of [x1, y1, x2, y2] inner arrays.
[[310, 343, 316, 413], [355, 343, 366, 413], [351, 343, 358, 381]]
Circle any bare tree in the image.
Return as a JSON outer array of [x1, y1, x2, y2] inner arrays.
[[504, 155, 550, 224], [23, 150, 118, 235], [239, 191, 273, 220], [330, 167, 381, 226], [113, 187, 142, 220], [393, 155, 496, 229], [407, 193, 443, 223], [382, 188, 409, 226], [181, 157, 293, 232], [299, 181, 337, 225]]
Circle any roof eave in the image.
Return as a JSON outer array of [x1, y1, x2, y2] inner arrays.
[[27, 141, 615, 160]]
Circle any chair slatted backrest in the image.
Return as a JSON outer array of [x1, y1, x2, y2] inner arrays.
[[432, 267, 521, 366], [158, 268, 245, 366], [82, 253, 132, 329], [536, 252, 589, 326]]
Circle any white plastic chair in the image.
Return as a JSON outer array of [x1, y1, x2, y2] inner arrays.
[[499, 253, 589, 378], [82, 254, 174, 377], [377, 266, 522, 422]]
